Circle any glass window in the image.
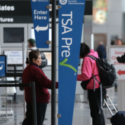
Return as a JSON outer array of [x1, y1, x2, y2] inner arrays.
[[4, 28, 24, 43]]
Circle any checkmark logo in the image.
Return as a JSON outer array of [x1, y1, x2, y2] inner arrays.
[[59, 58, 77, 73]]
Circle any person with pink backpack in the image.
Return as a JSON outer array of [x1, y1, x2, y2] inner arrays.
[[77, 43, 105, 125]]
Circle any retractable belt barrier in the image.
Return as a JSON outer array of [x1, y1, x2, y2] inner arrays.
[[0, 81, 37, 125]]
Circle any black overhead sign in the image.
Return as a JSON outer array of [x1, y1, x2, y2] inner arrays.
[[0, 1, 92, 23], [0, 1, 32, 16], [0, 1, 32, 23]]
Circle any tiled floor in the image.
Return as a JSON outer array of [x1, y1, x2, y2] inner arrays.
[[0, 87, 117, 125]]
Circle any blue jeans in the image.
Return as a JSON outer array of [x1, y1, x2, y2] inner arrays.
[[22, 103, 47, 125]]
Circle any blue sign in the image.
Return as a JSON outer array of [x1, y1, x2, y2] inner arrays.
[[0, 56, 7, 77], [58, 0, 86, 125], [30, 0, 49, 48]]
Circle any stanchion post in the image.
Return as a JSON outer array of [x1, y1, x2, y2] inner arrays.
[[0, 82, 37, 125], [52, 0, 56, 125], [31, 82, 37, 125]]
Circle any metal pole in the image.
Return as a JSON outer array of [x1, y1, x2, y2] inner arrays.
[[52, 0, 56, 125], [22, 42, 27, 118], [31, 82, 37, 125], [13, 65, 17, 102], [0, 82, 37, 125]]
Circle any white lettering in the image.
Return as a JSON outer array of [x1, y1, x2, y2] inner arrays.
[[34, 15, 47, 20], [62, 25, 72, 34], [62, 11, 73, 19], [61, 38, 72, 57], [0, 17, 14, 22], [62, 46, 70, 51], [61, 11, 73, 34], [61, 50, 70, 57], [62, 18, 73, 26], [34, 10, 48, 15], [34, 10, 48, 20], [61, 12, 73, 57], [62, 38, 72, 45], [7, 6, 10, 10], [0, 5, 15, 11], [11, 6, 15, 11]]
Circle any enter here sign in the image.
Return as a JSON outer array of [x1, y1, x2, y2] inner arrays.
[[110, 47, 125, 80]]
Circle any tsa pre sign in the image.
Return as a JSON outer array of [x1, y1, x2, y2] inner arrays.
[[30, 0, 49, 48], [58, 1, 86, 125]]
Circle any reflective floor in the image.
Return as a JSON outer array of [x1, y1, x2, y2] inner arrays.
[[0, 87, 117, 125]]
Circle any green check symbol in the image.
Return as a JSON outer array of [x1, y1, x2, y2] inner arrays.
[[59, 58, 77, 73]]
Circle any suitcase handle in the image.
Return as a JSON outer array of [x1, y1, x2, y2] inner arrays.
[[104, 95, 118, 116]]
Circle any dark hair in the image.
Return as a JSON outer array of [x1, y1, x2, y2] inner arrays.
[[80, 43, 90, 58], [116, 39, 122, 42], [29, 50, 40, 63], [111, 40, 115, 45]]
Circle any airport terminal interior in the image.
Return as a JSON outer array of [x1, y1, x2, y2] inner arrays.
[[0, 0, 125, 125]]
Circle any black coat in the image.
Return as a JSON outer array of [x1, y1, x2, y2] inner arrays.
[[117, 54, 125, 63]]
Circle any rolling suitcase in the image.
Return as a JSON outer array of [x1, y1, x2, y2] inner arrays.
[[104, 95, 125, 125]]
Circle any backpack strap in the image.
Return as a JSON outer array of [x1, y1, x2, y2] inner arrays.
[[92, 74, 98, 91], [100, 84, 104, 111], [92, 75, 102, 114], [87, 55, 97, 61], [87, 55, 103, 113], [92, 75, 104, 113], [92, 75, 100, 84], [87, 55, 100, 85]]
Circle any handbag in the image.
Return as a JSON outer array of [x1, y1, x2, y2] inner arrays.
[[81, 78, 93, 90], [81, 74, 99, 90]]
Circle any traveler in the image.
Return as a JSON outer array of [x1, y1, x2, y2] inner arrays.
[[115, 39, 123, 45], [116, 39, 123, 66], [28, 38, 37, 50], [22, 50, 58, 125], [117, 53, 125, 63], [26, 39, 47, 69], [96, 41, 107, 106], [96, 41, 106, 59], [26, 39, 37, 64], [77, 43, 105, 125]]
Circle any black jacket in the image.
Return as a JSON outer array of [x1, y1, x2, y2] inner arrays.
[[117, 54, 125, 63]]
